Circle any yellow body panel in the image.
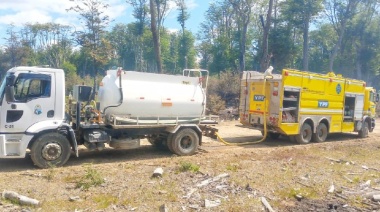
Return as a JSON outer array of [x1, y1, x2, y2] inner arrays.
[[341, 122, 355, 132]]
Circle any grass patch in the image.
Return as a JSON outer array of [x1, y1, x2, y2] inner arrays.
[[76, 166, 104, 190], [226, 163, 240, 172], [178, 161, 200, 173], [45, 167, 57, 181], [93, 194, 118, 209], [277, 187, 319, 200]]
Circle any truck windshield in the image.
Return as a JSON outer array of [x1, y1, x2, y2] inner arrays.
[[370, 91, 375, 102], [0, 72, 10, 106]]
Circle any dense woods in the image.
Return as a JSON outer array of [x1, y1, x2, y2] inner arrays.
[[1, 0, 380, 111]]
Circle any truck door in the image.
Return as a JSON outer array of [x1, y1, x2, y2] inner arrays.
[[354, 95, 364, 120], [0, 72, 55, 133]]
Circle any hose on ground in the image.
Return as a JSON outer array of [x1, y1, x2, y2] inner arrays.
[[215, 76, 269, 146]]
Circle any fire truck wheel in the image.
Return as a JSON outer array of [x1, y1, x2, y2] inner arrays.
[[295, 123, 312, 144], [171, 128, 199, 156], [30, 133, 71, 168], [358, 121, 369, 138], [312, 123, 328, 142], [268, 132, 281, 139]]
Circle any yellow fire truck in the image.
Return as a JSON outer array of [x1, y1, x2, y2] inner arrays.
[[239, 68, 378, 144]]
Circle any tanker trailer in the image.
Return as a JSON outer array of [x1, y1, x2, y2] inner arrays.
[[66, 68, 211, 165], [0, 66, 213, 168]]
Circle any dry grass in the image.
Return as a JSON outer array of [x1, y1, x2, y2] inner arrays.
[[1, 121, 380, 211]]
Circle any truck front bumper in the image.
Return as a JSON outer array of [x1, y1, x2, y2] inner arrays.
[[0, 134, 32, 158]]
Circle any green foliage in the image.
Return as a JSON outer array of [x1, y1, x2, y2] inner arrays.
[[178, 161, 200, 173], [76, 166, 105, 190]]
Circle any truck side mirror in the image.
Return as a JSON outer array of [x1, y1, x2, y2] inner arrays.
[[376, 94, 379, 102], [5, 86, 15, 102]]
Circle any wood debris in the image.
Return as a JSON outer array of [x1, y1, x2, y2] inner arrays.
[[2, 190, 40, 206], [261, 197, 275, 212], [196, 173, 229, 187]]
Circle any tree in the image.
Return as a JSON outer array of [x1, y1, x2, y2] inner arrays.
[[176, 0, 190, 69], [2, 25, 32, 70], [149, 0, 163, 72], [176, 0, 190, 34], [126, 0, 149, 71], [281, 0, 323, 71], [229, 0, 255, 72], [325, 0, 361, 72], [67, 0, 113, 98], [259, 0, 274, 72]]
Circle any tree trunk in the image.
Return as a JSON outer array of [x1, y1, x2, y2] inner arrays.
[[328, 20, 347, 72], [302, 18, 310, 71], [150, 0, 163, 73], [260, 0, 274, 72], [355, 43, 362, 79], [239, 23, 248, 72]]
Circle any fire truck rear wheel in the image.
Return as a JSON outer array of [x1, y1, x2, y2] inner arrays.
[[30, 133, 71, 168], [171, 128, 199, 156], [358, 121, 369, 138], [295, 123, 312, 144], [312, 123, 328, 142]]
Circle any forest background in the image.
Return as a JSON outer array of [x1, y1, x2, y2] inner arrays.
[[1, 0, 379, 114]]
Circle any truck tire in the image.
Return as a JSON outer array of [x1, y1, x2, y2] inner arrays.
[[30, 133, 71, 168], [312, 123, 328, 142], [358, 121, 369, 138], [171, 128, 199, 156], [166, 134, 174, 153], [295, 123, 312, 144]]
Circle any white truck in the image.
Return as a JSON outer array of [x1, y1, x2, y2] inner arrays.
[[0, 66, 215, 168]]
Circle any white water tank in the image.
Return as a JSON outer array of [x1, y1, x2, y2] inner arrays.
[[98, 69, 207, 124]]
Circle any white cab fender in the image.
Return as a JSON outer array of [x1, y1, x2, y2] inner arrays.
[[26, 120, 64, 134]]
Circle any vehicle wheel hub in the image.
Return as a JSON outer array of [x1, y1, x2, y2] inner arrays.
[[180, 136, 192, 149], [42, 143, 62, 161]]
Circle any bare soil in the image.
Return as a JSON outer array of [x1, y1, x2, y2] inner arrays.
[[1, 119, 380, 211]]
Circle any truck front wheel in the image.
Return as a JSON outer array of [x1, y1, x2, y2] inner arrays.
[[30, 133, 71, 168], [295, 123, 312, 144], [358, 121, 369, 138], [170, 128, 199, 156]]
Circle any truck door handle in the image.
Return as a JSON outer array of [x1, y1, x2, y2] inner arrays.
[[47, 110, 54, 118]]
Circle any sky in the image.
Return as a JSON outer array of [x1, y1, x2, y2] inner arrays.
[[0, 0, 212, 45]]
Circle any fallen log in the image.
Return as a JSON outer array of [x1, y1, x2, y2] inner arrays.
[[2, 190, 40, 206]]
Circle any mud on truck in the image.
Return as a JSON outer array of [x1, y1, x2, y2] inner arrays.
[[0, 66, 216, 168]]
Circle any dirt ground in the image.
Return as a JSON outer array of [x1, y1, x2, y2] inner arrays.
[[1, 119, 380, 211]]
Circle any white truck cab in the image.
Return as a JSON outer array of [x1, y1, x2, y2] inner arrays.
[[0, 67, 74, 167]]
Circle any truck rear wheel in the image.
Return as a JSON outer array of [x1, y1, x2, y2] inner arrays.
[[312, 123, 328, 142], [30, 133, 71, 168], [295, 123, 312, 144], [166, 134, 174, 152], [170, 128, 199, 156], [358, 121, 369, 138]]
